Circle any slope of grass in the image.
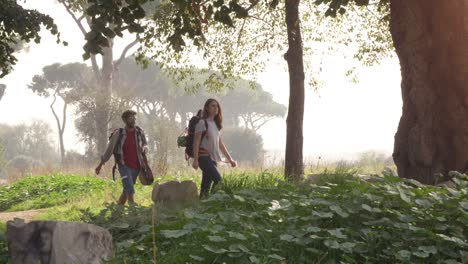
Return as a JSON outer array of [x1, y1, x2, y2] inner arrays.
[[0, 173, 118, 212], [84, 171, 468, 264], [0, 170, 467, 263]]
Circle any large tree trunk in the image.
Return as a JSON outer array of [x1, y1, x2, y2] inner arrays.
[[284, 0, 305, 180], [391, 0, 468, 184], [95, 40, 114, 155]]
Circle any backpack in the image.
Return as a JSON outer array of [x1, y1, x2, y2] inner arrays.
[[177, 110, 208, 160]]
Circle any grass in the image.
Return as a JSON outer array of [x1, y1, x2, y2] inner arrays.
[[0, 169, 467, 263]]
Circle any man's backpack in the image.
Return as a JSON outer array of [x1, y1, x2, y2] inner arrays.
[[177, 110, 208, 160]]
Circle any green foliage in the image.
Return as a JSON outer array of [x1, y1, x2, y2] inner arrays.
[[0, 173, 115, 211], [83, 0, 392, 91], [77, 171, 467, 263], [317, 0, 389, 18], [83, 0, 149, 59], [2, 172, 466, 263], [0, 0, 65, 77]]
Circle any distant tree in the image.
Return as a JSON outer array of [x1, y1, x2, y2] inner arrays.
[[222, 128, 264, 166], [0, 0, 64, 77], [7, 155, 43, 177], [0, 121, 57, 163], [29, 63, 89, 164], [221, 84, 286, 132]]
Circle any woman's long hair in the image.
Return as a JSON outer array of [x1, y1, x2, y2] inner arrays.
[[202, 98, 223, 130]]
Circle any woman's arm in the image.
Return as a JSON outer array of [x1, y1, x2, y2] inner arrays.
[[219, 137, 237, 167]]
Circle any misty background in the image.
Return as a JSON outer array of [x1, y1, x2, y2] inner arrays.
[[0, 1, 401, 179]]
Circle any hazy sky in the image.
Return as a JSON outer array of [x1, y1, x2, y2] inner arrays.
[[0, 1, 402, 163]]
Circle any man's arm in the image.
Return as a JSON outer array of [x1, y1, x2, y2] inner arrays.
[[95, 131, 119, 175]]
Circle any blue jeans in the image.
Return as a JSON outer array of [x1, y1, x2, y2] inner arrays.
[[118, 165, 140, 195], [198, 156, 222, 198]]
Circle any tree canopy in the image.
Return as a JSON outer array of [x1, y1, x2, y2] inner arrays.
[[0, 0, 65, 77]]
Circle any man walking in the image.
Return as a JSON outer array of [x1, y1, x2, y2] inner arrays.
[[95, 110, 148, 205]]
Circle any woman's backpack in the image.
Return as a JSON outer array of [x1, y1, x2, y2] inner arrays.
[[177, 110, 208, 160]]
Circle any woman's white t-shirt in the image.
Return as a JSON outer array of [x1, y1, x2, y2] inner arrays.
[[195, 119, 222, 161]]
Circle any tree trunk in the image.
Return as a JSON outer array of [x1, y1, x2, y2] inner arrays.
[[50, 93, 67, 164], [0, 84, 5, 101], [284, 0, 305, 180], [95, 39, 114, 155], [391, 0, 468, 184]]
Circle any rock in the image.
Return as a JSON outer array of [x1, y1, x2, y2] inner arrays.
[[436, 180, 457, 188], [152, 180, 198, 208], [6, 219, 113, 264]]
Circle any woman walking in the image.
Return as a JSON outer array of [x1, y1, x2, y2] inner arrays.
[[192, 98, 237, 198]]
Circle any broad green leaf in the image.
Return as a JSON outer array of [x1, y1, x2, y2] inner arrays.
[[210, 225, 225, 233], [397, 186, 412, 203], [269, 200, 281, 210], [330, 205, 349, 218], [437, 234, 468, 246], [160, 229, 190, 238], [327, 229, 347, 239], [305, 226, 321, 233], [208, 235, 227, 242], [340, 242, 356, 250], [415, 199, 432, 208], [184, 223, 199, 230], [218, 211, 240, 222], [189, 255, 205, 261], [228, 252, 244, 258], [324, 240, 340, 249], [418, 246, 437, 255], [268, 254, 284, 260], [184, 209, 196, 219], [111, 223, 130, 229], [233, 194, 245, 202], [249, 256, 260, 263], [116, 239, 134, 249], [460, 201, 468, 210], [231, 244, 251, 253], [312, 211, 333, 218], [398, 214, 415, 222], [413, 251, 429, 258], [227, 231, 247, 240], [202, 245, 228, 254], [137, 225, 152, 233], [280, 234, 294, 242], [398, 250, 411, 259]]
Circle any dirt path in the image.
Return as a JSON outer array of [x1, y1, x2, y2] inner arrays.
[[0, 209, 46, 222]]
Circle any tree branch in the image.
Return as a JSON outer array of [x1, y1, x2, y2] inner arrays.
[[59, 1, 88, 37], [115, 38, 140, 69]]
